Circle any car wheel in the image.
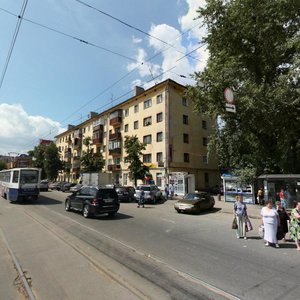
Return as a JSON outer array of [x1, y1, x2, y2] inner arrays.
[[65, 199, 71, 211], [83, 204, 91, 218]]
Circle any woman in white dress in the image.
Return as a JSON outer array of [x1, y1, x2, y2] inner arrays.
[[260, 199, 280, 248]]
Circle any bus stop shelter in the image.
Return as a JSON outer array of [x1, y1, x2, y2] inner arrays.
[[258, 174, 300, 209]]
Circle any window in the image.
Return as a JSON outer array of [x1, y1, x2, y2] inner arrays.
[[183, 115, 188, 125], [156, 94, 163, 104], [157, 132, 163, 142], [182, 97, 188, 106], [12, 171, 19, 183], [202, 155, 208, 164], [203, 137, 208, 146], [204, 173, 209, 185], [134, 121, 139, 129], [156, 173, 162, 187], [143, 154, 152, 163], [156, 112, 163, 123], [156, 152, 163, 162], [124, 109, 129, 117], [124, 124, 129, 132], [202, 120, 207, 129], [184, 153, 190, 162], [144, 99, 152, 109], [183, 133, 189, 143], [143, 135, 152, 144], [134, 104, 139, 113], [143, 116, 152, 126]]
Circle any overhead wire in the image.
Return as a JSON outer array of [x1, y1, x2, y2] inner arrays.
[[0, 4, 205, 151], [0, 0, 28, 90], [0, 7, 136, 62], [73, 0, 202, 62]]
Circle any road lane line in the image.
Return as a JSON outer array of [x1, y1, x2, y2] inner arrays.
[[0, 227, 36, 300]]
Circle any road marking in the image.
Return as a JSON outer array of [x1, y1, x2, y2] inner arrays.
[[27, 207, 241, 300], [161, 218, 175, 224]]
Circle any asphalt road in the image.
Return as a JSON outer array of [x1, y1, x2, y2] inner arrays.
[[1, 191, 300, 300]]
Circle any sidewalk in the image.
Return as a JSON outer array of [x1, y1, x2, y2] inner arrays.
[[213, 196, 262, 219]]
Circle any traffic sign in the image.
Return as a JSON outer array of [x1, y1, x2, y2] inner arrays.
[[225, 103, 236, 113], [224, 88, 234, 104]]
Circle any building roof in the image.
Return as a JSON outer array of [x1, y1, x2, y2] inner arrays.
[[55, 78, 187, 138]]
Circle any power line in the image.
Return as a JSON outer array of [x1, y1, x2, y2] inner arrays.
[[73, 0, 202, 62], [0, 7, 136, 62], [0, 0, 28, 90]]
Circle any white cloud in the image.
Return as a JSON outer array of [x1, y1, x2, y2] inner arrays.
[[0, 103, 63, 155], [132, 35, 143, 44], [127, 0, 208, 89]]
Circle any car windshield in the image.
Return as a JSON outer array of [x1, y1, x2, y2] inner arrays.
[[183, 193, 201, 200], [138, 186, 151, 191], [20, 170, 39, 184]]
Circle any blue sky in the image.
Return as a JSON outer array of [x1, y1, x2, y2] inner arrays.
[[0, 0, 208, 155]]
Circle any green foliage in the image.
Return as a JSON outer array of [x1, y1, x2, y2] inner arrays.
[[28, 143, 63, 180], [187, 0, 300, 181], [0, 161, 7, 171], [124, 135, 149, 186], [80, 137, 104, 173]]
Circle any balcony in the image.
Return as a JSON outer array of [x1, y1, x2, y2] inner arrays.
[[66, 138, 72, 144], [64, 163, 71, 172], [109, 116, 122, 126], [109, 109, 123, 126], [107, 164, 121, 172], [72, 166, 80, 173], [74, 129, 82, 139], [64, 148, 72, 159], [109, 148, 121, 155], [73, 139, 82, 150], [109, 132, 122, 140]]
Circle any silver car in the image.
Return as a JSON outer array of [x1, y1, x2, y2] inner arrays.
[[134, 185, 163, 204]]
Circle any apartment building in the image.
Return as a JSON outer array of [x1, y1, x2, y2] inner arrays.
[[55, 79, 219, 192]]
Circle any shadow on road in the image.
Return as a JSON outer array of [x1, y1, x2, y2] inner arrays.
[[17, 196, 62, 206]]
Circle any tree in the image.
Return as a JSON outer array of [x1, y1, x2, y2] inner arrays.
[[187, 0, 300, 182], [124, 135, 149, 186], [0, 161, 7, 171], [28, 143, 63, 180], [80, 137, 104, 172]]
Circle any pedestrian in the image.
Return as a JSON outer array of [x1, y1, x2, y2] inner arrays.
[[260, 199, 280, 248], [257, 187, 264, 205], [137, 189, 145, 208], [279, 188, 287, 209], [164, 184, 169, 200], [169, 184, 174, 199], [289, 200, 300, 251], [276, 201, 290, 242], [233, 194, 248, 240]]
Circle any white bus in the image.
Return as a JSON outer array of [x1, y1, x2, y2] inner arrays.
[[0, 168, 41, 202]]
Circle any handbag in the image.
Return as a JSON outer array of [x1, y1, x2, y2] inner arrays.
[[232, 217, 238, 229], [276, 226, 284, 240], [258, 225, 264, 239], [245, 216, 253, 232]]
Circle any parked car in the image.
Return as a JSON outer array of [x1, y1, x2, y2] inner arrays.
[[174, 192, 215, 214], [115, 186, 135, 202], [56, 181, 67, 191], [125, 186, 135, 201], [49, 182, 59, 190], [134, 185, 163, 204], [61, 182, 76, 192], [39, 180, 49, 192], [65, 186, 120, 218], [69, 184, 83, 193]]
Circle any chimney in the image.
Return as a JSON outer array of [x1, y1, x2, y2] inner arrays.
[[88, 111, 98, 119], [134, 86, 144, 96]]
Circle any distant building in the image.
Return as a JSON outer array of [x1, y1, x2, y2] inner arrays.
[[13, 154, 32, 168], [55, 79, 220, 190], [39, 139, 53, 145]]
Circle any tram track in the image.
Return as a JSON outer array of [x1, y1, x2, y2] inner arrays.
[[24, 205, 240, 300]]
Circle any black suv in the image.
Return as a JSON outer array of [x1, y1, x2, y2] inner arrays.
[[65, 186, 119, 218]]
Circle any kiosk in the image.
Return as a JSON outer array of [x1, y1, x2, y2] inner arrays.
[[221, 174, 255, 204]]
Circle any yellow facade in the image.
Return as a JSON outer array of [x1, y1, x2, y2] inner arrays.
[[55, 79, 219, 190]]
